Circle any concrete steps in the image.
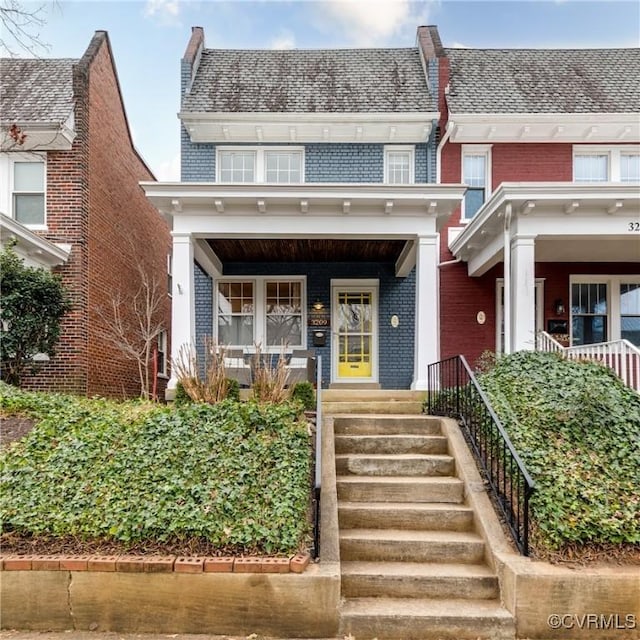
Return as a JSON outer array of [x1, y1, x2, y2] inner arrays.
[[330, 409, 514, 640], [339, 597, 515, 640], [341, 561, 499, 599]]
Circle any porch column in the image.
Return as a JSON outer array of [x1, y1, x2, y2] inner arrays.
[[510, 235, 536, 352], [168, 232, 195, 391], [412, 235, 439, 390]]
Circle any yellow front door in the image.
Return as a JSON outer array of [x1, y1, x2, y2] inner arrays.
[[336, 290, 373, 379]]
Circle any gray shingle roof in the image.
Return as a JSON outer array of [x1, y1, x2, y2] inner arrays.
[[445, 48, 640, 114], [183, 48, 433, 113], [0, 58, 76, 123]]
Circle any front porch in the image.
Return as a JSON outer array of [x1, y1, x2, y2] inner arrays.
[[449, 182, 640, 355], [143, 182, 466, 392]]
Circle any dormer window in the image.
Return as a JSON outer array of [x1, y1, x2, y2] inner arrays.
[[573, 146, 640, 182], [217, 147, 304, 183]]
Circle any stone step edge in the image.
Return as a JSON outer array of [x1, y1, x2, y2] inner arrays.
[[0, 552, 311, 574]]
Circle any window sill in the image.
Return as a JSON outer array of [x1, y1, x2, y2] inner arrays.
[[157, 373, 169, 380]]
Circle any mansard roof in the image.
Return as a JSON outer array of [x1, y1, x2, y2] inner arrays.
[[0, 58, 76, 123], [445, 47, 640, 114], [182, 47, 434, 113]]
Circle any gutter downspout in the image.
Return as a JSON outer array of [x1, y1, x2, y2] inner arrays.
[[503, 202, 513, 354], [436, 120, 454, 184], [438, 257, 462, 268]]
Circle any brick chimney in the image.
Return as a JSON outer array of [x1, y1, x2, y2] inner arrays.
[[416, 25, 445, 61], [416, 25, 449, 131], [182, 26, 205, 97]]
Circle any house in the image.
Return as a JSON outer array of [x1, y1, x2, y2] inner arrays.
[[143, 26, 466, 394], [0, 31, 172, 398], [435, 40, 640, 365]]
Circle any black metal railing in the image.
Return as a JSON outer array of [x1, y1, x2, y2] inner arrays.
[[311, 355, 322, 560], [427, 355, 535, 556]]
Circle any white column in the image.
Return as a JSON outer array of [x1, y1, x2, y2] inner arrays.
[[510, 235, 537, 352], [168, 232, 195, 391], [412, 235, 439, 390]]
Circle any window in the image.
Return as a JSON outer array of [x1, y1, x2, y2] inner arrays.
[[215, 277, 306, 349], [621, 154, 640, 182], [167, 253, 173, 296], [384, 146, 414, 184], [570, 276, 640, 347], [12, 160, 45, 226], [573, 146, 640, 182], [217, 281, 255, 346], [157, 331, 168, 376], [266, 281, 302, 346], [462, 145, 491, 220], [620, 283, 640, 346], [571, 283, 608, 345], [217, 147, 304, 183]]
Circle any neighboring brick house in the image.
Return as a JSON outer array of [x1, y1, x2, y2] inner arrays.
[[427, 40, 640, 365], [143, 26, 466, 392], [0, 31, 172, 398]]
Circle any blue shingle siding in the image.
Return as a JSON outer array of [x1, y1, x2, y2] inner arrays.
[[221, 261, 416, 389], [194, 261, 213, 373], [179, 142, 434, 184]]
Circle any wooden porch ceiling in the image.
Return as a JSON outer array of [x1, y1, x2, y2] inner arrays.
[[207, 239, 407, 263]]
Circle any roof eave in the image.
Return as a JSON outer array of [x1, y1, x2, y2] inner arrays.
[[447, 112, 640, 143], [0, 117, 76, 151], [179, 111, 439, 144]]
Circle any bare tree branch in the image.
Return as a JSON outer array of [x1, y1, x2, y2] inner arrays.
[[0, 0, 56, 57]]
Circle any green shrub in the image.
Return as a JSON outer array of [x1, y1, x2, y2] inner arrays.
[[0, 385, 311, 554], [225, 378, 240, 401], [173, 381, 192, 406], [290, 381, 315, 411], [479, 351, 640, 551]]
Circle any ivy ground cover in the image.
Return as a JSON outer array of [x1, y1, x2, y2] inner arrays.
[[0, 383, 311, 555], [479, 352, 640, 557]]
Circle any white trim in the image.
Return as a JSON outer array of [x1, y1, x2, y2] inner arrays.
[[1, 152, 47, 230], [569, 275, 640, 345], [331, 280, 379, 384], [384, 145, 415, 184], [214, 275, 307, 351], [461, 144, 492, 223], [496, 278, 544, 354], [216, 146, 305, 184], [157, 330, 168, 377], [180, 111, 438, 144], [573, 144, 640, 182]]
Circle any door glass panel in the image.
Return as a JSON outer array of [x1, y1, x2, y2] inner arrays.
[[336, 291, 373, 378]]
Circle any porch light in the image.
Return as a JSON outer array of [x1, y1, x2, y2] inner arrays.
[[312, 299, 325, 312], [554, 299, 566, 316]]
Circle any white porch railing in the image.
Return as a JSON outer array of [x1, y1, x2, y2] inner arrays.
[[537, 331, 640, 393]]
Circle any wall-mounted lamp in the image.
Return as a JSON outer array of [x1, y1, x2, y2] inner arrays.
[[554, 299, 565, 316], [312, 299, 325, 312]]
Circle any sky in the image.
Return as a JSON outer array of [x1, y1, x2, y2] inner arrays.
[[3, 0, 639, 180]]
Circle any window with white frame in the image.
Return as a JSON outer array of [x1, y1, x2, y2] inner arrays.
[[384, 146, 414, 184], [570, 276, 640, 347], [216, 277, 305, 349], [217, 147, 304, 183], [157, 330, 168, 376], [573, 146, 640, 182], [12, 158, 46, 226], [462, 145, 491, 220], [167, 252, 173, 296]]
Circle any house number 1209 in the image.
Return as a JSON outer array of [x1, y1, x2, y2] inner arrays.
[[629, 222, 640, 231]]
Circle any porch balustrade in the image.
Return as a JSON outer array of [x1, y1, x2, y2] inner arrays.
[[537, 331, 640, 393]]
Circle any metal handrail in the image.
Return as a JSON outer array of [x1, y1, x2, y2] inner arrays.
[[311, 355, 322, 560], [427, 355, 535, 556]]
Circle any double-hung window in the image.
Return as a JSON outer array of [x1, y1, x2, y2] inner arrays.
[[462, 145, 491, 220], [217, 147, 304, 183], [12, 158, 46, 226], [573, 146, 640, 182], [571, 276, 640, 347], [216, 277, 305, 349], [384, 146, 414, 184], [157, 331, 168, 376]]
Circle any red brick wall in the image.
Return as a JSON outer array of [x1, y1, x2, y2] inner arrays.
[[24, 33, 171, 399], [85, 37, 171, 398]]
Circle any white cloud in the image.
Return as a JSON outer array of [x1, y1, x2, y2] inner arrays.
[[318, 0, 433, 46], [144, 0, 181, 26], [156, 153, 181, 182], [270, 30, 296, 50], [449, 41, 468, 49]]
